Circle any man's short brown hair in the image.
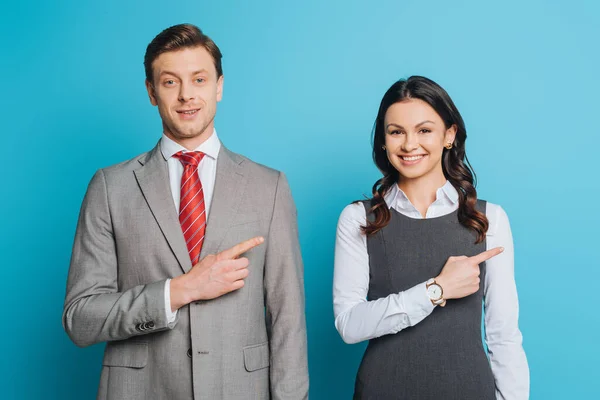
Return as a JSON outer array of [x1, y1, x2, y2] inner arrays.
[[144, 24, 223, 83]]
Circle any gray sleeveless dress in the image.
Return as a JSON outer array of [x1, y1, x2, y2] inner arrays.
[[354, 200, 496, 400]]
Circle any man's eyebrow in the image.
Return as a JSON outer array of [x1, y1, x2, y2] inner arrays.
[[159, 69, 209, 77], [159, 70, 179, 77]]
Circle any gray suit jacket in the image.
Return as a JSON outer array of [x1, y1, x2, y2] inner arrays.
[[63, 142, 309, 400]]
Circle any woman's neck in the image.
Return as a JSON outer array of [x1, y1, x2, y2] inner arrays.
[[397, 173, 447, 218]]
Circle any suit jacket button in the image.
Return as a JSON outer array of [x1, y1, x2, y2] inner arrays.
[[187, 348, 192, 358], [147, 321, 155, 329]]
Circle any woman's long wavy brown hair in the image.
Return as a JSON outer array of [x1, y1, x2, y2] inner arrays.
[[361, 76, 488, 243]]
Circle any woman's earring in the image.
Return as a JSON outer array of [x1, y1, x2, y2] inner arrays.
[[382, 145, 387, 150], [444, 142, 453, 149]]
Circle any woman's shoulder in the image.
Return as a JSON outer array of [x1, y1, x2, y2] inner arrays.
[[482, 200, 508, 218], [339, 201, 368, 223], [481, 200, 511, 235]]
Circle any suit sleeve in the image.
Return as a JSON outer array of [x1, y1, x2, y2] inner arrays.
[[264, 172, 309, 399], [62, 169, 177, 347]]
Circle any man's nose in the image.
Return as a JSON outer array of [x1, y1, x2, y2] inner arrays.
[[178, 82, 195, 102]]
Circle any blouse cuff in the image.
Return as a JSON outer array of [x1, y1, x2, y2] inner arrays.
[[403, 281, 436, 326]]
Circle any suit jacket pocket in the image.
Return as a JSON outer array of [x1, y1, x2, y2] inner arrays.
[[103, 341, 148, 368], [243, 342, 270, 372], [229, 214, 260, 227]]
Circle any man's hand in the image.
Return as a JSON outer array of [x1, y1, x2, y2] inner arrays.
[[170, 237, 265, 311], [435, 247, 504, 301]]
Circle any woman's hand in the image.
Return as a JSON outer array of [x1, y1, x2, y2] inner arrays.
[[436, 247, 504, 300]]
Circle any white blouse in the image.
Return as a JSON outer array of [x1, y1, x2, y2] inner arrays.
[[333, 181, 529, 400]]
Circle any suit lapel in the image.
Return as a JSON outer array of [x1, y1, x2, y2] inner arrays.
[[134, 143, 192, 273], [200, 146, 247, 258]]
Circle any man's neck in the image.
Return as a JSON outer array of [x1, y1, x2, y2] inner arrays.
[[164, 126, 214, 151]]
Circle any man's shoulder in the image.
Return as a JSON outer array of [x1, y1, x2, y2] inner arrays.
[[99, 147, 156, 177], [227, 149, 282, 183]]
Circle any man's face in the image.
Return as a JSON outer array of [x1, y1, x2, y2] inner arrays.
[[146, 46, 223, 147]]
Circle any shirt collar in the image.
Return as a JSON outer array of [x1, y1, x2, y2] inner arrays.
[[439, 180, 459, 204], [160, 129, 221, 161], [384, 180, 459, 211]]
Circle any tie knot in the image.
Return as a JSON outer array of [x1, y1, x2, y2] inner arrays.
[[174, 151, 205, 167]]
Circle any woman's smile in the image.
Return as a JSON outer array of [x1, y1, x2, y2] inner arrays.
[[398, 154, 428, 165]]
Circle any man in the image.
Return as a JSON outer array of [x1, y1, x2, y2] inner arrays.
[[63, 24, 308, 400]]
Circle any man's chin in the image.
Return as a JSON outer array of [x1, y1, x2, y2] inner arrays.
[[170, 128, 207, 140]]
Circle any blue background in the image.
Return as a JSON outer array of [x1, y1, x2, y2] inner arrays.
[[2, 0, 598, 398]]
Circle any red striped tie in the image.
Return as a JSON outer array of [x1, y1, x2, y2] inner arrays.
[[174, 151, 206, 265]]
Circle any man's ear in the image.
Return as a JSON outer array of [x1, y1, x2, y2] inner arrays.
[[145, 80, 158, 106], [216, 75, 224, 102]]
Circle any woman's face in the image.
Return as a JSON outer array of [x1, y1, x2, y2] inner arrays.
[[383, 98, 456, 183]]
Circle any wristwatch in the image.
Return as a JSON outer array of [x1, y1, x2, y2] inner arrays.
[[426, 278, 445, 306]]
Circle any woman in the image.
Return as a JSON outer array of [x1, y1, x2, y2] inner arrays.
[[333, 76, 529, 399]]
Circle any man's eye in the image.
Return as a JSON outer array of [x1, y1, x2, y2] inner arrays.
[[196, 78, 205, 83], [165, 80, 175, 86]]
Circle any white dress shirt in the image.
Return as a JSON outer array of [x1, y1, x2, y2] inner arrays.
[[160, 130, 221, 323], [333, 181, 529, 400]]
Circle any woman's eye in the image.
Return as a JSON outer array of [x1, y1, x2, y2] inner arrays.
[[389, 130, 403, 135], [419, 129, 431, 134]]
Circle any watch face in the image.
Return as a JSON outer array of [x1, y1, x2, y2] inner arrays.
[[427, 284, 442, 300]]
